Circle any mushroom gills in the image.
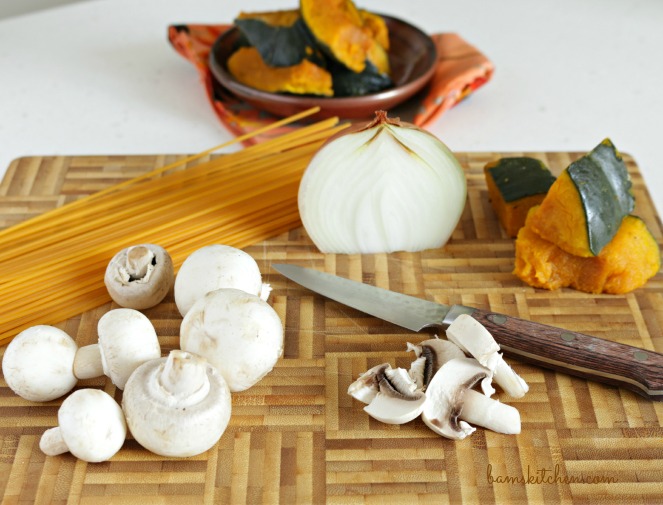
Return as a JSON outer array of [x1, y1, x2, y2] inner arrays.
[[348, 363, 426, 425]]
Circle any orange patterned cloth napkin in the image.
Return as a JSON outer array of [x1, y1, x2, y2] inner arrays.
[[168, 23, 494, 143]]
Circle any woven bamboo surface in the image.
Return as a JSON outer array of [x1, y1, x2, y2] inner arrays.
[[0, 152, 662, 504]]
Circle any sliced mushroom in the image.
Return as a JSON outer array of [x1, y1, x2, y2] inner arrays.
[[347, 363, 426, 425], [174, 244, 272, 317], [421, 357, 520, 440], [179, 288, 283, 392], [407, 337, 494, 396], [73, 308, 161, 390], [121, 350, 232, 457], [446, 314, 529, 398], [40, 388, 126, 462], [104, 244, 174, 310], [2, 325, 78, 402], [406, 338, 465, 390]]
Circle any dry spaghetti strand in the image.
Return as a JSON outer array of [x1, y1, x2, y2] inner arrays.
[[0, 110, 347, 346]]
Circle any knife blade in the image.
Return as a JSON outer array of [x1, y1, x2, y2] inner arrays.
[[273, 263, 663, 401]]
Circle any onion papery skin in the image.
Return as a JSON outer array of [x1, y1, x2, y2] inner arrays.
[[298, 116, 467, 254]]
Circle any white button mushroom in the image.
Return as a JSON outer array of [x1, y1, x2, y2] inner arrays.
[[104, 244, 174, 310], [121, 350, 232, 458], [73, 308, 161, 390], [180, 288, 284, 392], [39, 388, 127, 462], [174, 244, 271, 317], [2, 325, 78, 402], [347, 363, 427, 425], [421, 357, 521, 440], [446, 314, 529, 398]]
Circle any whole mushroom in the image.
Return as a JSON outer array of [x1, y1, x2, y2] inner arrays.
[[122, 349, 231, 457], [73, 308, 161, 390], [104, 244, 174, 310], [39, 388, 126, 462], [2, 326, 78, 402], [180, 288, 284, 392], [174, 244, 271, 317]]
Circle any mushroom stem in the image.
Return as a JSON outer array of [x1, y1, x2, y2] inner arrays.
[[460, 390, 521, 435], [39, 427, 69, 456], [73, 344, 104, 380], [125, 245, 155, 280], [158, 350, 211, 407]]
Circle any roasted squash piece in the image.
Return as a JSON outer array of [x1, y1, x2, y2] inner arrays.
[[484, 157, 556, 237], [234, 10, 324, 68], [527, 139, 634, 257], [359, 10, 390, 49], [300, 0, 390, 75], [514, 209, 660, 294], [227, 47, 333, 96]]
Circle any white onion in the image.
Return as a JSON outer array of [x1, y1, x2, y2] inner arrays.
[[298, 111, 467, 254]]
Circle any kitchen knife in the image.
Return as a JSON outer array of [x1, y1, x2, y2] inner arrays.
[[273, 263, 663, 401]]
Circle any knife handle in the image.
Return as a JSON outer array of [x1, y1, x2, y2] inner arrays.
[[469, 307, 663, 401]]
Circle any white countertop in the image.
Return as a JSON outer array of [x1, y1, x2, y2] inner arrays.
[[1, 0, 662, 215]]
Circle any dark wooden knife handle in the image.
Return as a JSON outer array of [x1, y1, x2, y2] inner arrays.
[[469, 307, 663, 401]]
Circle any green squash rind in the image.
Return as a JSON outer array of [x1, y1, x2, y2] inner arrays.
[[567, 138, 635, 256], [487, 157, 556, 202], [234, 17, 324, 68]]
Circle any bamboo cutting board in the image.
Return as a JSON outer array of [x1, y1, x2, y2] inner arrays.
[[0, 152, 662, 505]]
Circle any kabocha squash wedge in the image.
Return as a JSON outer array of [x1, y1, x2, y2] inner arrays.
[[300, 0, 390, 75], [527, 139, 634, 257], [234, 10, 324, 68], [484, 157, 556, 237], [227, 47, 333, 96], [514, 211, 660, 294]]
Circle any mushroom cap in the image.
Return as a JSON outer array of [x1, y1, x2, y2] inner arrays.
[[174, 244, 265, 317], [57, 388, 127, 462], [180, 288, 284, 392], [2, 325, 78, 402], [97, 308, 161, 389], [421, 357, 492, 440], [122, 351, 232, 457], [104, 244, 174, 310]]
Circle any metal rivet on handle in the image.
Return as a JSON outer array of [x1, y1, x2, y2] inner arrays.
[[560, 332, 576, 342], [633, 350, 648, 361], [487, 314, 507, 325]]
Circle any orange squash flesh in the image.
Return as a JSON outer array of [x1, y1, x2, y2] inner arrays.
[[514, 208, 660, 294], [526, 170, 592, 257], [227, 47, 333, 96], [484, 158, 555, 238], [300, 0, 390, 75]]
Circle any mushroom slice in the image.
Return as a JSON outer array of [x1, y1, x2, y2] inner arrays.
[[422, 357, 520, 440], [446, 314, 529, 398], [104, 244, 174, 310], [122, 350, 232, 458], [406, 338, 465, 390], [348, 363, 426, 425], [347, 363, 387, 404], [2, 325, 78, 402], [40, 388, 126, 462], [73, 308, 161, 390], [174, 244, 271, 317]]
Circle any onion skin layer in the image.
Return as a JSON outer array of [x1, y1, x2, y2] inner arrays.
[[298, 111, 467, 254]]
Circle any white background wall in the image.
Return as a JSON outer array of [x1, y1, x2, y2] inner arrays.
[[0, 0, 87, 19]]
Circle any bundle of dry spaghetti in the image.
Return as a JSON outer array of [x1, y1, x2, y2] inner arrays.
[[0, 107, 346, 347]]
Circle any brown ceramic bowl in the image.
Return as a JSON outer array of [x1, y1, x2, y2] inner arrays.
[[208, 15, 437, 120]]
